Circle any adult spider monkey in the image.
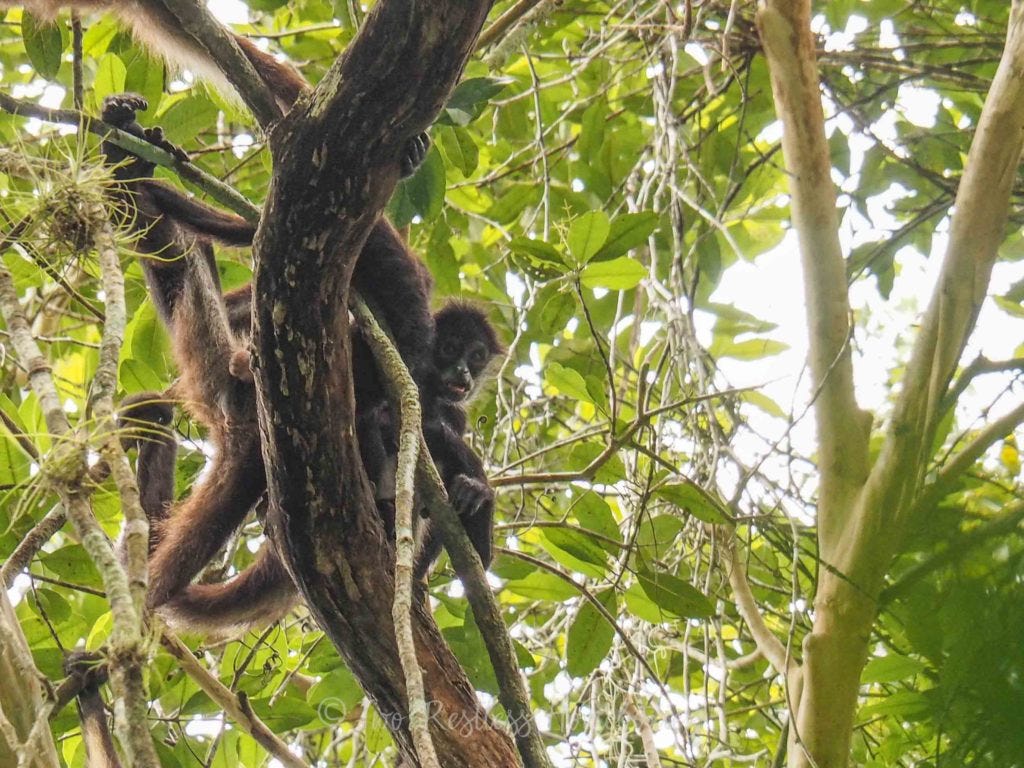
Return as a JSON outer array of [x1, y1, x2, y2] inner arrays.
[[105, 93, 501, 632], [102, 92, 435, 612], [116, 299, 503, 635]]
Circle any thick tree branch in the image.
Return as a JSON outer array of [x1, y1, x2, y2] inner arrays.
[[251, 2, 521, 765], [756, 0, 870, 558], [851, 1, 1024, 585], [152, 0, 282, 128]]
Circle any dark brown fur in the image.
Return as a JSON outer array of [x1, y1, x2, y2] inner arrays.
[[103, 91, 437, 627]]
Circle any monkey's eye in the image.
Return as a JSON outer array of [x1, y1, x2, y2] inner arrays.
[[439, 341, 458, 358], [469, 349, 487, 366]]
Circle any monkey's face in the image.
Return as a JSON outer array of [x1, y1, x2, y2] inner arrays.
[[436, 336, 493, 403], [117, 392, 175, 449]]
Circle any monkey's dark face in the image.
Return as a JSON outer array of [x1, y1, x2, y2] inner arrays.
[[436, 334, 494, 402], [432, 303, 502, 404], [117, 392, 175, 449]]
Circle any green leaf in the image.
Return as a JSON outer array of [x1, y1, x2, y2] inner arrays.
[[504, 571, 578, 602], [388, 146, 446, 227], [709, 337, 788, 360], [567, 210, 610, 263], [741, 390, 787, 419], [862, 654, 927, 684], [93, 53, 127, 100], [509, 236, 568, 280], [157, 95, 218, 145], [545, 362, 593, 403], [443, 76, 514, 126], [654, 481, 729, 523], [580, 256, 646, 290], [542, 528, 608, 572], [590, 211, 659, 262], [571, 492, 622, 545], [637, 567, 714, 618], [566, 590, 616, 677], [437, 125, 479, 176], [22, 13, 65, 80], [859, 691, 930, 719]]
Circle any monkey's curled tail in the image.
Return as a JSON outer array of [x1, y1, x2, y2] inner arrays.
[[159, 547, 297, 637]]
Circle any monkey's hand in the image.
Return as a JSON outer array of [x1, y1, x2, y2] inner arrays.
[[400, 132, 431, 178], [117, 391, 175, 450], [450, 474, 494, 519], [101, 93, 190, 177]]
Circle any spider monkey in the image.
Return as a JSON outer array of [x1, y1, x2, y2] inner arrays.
[[102, 92, 435, 613], [3, 1, 307, 110], [117, 299, 502, 634], [105, 93, 500, 631]]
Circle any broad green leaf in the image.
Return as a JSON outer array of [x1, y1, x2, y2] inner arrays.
[[654, 480, 729, 523], [580, 256, 646, 290], [862, 655, 927, 684], [741, 390, 787, 419], [545, 362, 593, 404], [566, 590, 616, 677], [22, 13, 64, 79], [388, 146, 445, 227], [571, 491, 622, 545], [709, 337, 788, 360], [637, 567, 714, 618], [157, 95, 218, 144], [568, 210, 610, 263], [509, 236, 568, 279], [542, 528, 609, 572], [442, 76, 513, 125], [590, 211, 659, 262], [94, 53, 127, 100], [504, 570, 578, 602], [437, 125, 479, 176]]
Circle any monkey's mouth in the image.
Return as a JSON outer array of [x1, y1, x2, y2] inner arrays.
[[446, 382, 469, 399]]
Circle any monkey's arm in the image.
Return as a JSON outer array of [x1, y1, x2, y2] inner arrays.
[[418, 416, 495, 576], [118, 391, 177, 551]]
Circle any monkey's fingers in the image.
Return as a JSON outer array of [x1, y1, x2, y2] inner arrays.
[[102, 92, 148, 126], [143, 126, 191, 163], [399, 132, 431, 178]]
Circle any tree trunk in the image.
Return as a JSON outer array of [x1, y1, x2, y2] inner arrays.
[[251, 1, 519, 765]]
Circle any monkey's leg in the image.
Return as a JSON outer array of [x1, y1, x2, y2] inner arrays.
[[146, 435, 265, 609], [117, 391, 177, 551]]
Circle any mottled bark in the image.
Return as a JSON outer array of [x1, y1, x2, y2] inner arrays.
[[251, 1, 520, 765]]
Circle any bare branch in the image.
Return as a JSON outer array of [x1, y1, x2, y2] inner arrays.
[[160, 634, 309, 768]]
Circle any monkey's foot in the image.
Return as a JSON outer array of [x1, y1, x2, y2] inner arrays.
[[400, 132, 431, 178], [102, 92, 148, 126]]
